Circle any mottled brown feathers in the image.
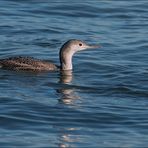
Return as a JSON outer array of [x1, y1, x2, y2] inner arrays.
[[0, 39, 99, 71], [0, 56, 58, 71]]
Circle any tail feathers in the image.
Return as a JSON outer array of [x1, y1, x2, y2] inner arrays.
[[0, 60, 3, 68]]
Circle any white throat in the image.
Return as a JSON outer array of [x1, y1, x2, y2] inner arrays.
[[60, 50, 75, 70], [61, 54, 73, 70], [59, 39, 98, 71]]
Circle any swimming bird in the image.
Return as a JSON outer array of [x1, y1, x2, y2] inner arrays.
[[0, 39, 99, 72]]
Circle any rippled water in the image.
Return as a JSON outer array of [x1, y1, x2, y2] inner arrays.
[[0, 0, 148, 147]]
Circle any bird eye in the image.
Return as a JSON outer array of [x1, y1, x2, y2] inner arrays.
[[79, 43, 82, 46]]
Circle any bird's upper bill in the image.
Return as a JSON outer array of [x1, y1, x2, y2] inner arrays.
[[85, 44, 101, 49]]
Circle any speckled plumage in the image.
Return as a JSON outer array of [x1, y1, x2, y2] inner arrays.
[[0, 39, 99, 72], [0, 56, 58, 71]]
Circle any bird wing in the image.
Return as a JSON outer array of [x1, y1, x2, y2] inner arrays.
[[0, 56, 58, 71]]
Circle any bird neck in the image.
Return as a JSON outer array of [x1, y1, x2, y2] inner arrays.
[[59, 49, 74, 70]]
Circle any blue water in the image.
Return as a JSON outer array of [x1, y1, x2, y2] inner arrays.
[[0, 0, 148, 147]]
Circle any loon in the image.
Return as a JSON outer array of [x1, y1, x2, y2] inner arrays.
[[0, 39, 99, 72]]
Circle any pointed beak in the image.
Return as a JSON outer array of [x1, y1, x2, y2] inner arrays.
[[85, 44, 101, 49]]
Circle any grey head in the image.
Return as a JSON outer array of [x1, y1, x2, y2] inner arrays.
[[59, 39, 99, 70]]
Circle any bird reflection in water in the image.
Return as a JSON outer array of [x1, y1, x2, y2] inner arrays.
[[58, 128, 80, 148], [58, 70, 80, 104], [56, 118, 82, 148], [55, 71, 81, 147]]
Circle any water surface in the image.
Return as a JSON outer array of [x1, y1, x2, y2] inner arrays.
[[0, 0, 148, 147]]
